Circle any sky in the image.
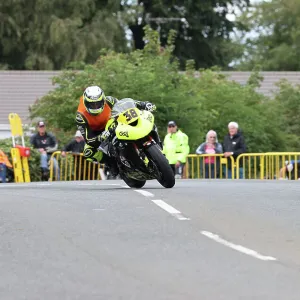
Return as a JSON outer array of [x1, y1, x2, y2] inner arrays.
[[226, 0, 265, 21]]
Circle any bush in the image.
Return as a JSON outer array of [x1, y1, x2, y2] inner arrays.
[[29, 26, 287, 155], [272, 79, 300, 151]]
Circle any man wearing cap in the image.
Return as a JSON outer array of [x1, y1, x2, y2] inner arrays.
[[61, 131, 85, 158], [162, 121, 190, 179], [61, 131, 86, 180], [223, 121, 247, 179], [30, 121, 59, 181]]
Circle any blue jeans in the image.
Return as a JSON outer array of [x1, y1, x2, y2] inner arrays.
[[288, 160, 300, 165], [226, 167, 244, 179], [204, 164, 216, 179], [0, 163, 7, 183], [41, 153, 60, 180]]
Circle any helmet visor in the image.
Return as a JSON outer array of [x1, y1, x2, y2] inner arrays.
[[85, 99, 105, 114]]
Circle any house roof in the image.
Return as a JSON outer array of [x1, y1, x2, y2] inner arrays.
[[223, 71, 300, 96], [0, 71, 60, 125], [1, 70, 300, 125]]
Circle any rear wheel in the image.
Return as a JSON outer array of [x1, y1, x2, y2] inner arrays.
[[146, 144, 175, 188], [121, 173, 146, 189]]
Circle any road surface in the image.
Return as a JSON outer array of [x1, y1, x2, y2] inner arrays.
[[0, 179, 299, 300]]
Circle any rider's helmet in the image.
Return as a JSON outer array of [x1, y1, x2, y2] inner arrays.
[[83, 86, 106, 115]]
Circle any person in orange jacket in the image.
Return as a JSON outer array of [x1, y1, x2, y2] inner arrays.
[[0, 149, 12, 168], [0, 149, 13, 183]]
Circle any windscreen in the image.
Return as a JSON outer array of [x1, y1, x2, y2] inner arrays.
[[111, 98, 137, 117]]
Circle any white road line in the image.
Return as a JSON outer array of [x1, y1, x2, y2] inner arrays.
[[92, 208, 106, 211], [152, 200, 190, 221], [174, 214, 190, 221], [134, 190, 154, 197], [201, 231, 277, 261]]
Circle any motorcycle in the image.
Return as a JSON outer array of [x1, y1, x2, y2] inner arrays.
[[98, 98, 175, 189]]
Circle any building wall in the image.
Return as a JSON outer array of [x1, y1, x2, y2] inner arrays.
[[0, 124, 11, 140], [0, 71, 60, 125]]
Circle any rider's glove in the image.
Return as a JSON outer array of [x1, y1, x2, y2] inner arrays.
[[100, 130, 111, 142], [86, 157, 99, 164], [145, 102, 156, 112]]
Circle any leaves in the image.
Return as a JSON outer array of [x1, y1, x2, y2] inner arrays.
[[129, 0, 250, 69], [236, 0, 300, 71], [0, 0, 128, 70]]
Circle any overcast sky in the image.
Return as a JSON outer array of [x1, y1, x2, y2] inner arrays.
[[227, 0, 265, 21]]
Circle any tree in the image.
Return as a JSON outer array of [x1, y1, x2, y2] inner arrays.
[[271, 79, 300, 150], [29, 26, 286, 153], [127, 0, 250, 69], [236, 0, 300, 70], [0, 0, 127, 70]]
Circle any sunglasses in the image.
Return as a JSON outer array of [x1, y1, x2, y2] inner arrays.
[[209, 136, 216, 138], [168, 125, 175, 128]]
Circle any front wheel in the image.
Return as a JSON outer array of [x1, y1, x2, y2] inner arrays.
[[146, 144, 175, 188], [121, 173, 146, 189]]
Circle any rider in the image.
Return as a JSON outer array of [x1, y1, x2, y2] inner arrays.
[[75, 85, 159, 177]]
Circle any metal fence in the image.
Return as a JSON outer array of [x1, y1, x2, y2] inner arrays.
[[47, 152, 300, 182], [186, 152, 300, 180], [49, 151, 105, 182], [235, 153, 265, 180], [185, 154, 235, 179], [264, 152, 300, 180]]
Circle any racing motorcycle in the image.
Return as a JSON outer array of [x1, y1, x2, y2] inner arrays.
[[98, 98, 175, 189]]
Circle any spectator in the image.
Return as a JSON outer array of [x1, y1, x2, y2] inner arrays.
[[61, 130, 85, 157], [0, 149, 13, 183], [223, 121, 246, 179], [162, 121, 190, 179], [61, 130, 86, 180], [196, 130, 223, 178], [279, 160, 300, 180], [30, 121, 59, 181]]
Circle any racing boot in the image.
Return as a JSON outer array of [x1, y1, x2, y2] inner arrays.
[[41, 167, 49, 181], [104, 156, 119, 178]]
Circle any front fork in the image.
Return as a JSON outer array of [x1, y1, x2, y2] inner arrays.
[[151, 125, 163, 150]]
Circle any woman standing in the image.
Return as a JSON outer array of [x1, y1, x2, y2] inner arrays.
[[196, 130, 223, 178]]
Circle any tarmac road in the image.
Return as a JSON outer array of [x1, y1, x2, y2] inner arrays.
[[0, 179, 299, 300]]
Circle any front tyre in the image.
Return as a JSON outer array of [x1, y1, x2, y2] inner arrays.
[[121, 173, 146, 189], [146, 144, 175, 188]]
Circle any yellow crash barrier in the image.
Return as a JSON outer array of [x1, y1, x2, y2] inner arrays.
[[49, 151, 105, 181], [44, 151, 300, 181], [264, 152, 300, 180], [185, 154, 235, 179], [8, 113, 31, 183], [235, 153, 265, 180]]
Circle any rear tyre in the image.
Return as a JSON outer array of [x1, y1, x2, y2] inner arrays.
[[121, 173, 146, 189], [146, 144, 175, 188]]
